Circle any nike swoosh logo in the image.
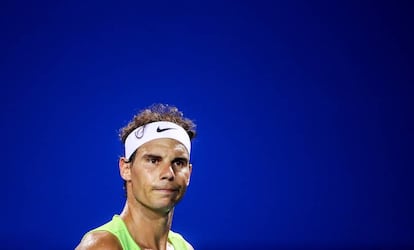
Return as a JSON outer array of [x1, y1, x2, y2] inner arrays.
[[156, 126, 174, 133]]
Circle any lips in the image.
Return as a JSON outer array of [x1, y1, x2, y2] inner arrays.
[[153, 187, 179, 193]]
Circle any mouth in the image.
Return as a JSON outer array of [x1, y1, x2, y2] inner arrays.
[[153, 188, 179, 193]]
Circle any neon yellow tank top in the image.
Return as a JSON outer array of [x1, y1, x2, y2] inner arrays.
[[90, 215, 189, 250]]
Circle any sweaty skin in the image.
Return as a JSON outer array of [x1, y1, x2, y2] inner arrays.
[[76, 138, 194, 250]]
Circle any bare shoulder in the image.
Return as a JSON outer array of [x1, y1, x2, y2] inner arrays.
[[75, 231, 122, 250]]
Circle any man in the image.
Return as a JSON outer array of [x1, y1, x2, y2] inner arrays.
[[76, 104, 196, 250]]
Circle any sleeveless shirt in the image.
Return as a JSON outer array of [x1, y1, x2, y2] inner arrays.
[[89, 215, 189, 250]]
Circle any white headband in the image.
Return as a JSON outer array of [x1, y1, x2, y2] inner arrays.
[[124, 121, 191, 161]]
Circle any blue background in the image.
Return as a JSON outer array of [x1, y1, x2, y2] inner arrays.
[[1, 1, 413, 249]]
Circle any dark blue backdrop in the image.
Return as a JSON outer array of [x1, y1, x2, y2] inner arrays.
[[1, 1, 413, 249]]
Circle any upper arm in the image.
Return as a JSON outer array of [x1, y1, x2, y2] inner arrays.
[[75, 231, 122, 250]]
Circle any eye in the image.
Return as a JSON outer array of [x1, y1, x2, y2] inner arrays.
[[147, 157, 160, 164], [173, 159, 188, 168]]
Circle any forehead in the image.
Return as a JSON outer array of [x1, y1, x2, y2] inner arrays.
[[137, 138, 189, 156]]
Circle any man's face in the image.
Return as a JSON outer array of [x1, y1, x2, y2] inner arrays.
[[122, 138, 192, 214]]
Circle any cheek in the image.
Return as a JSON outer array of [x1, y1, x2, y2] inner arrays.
[[131, 168, 152, 184], [178, 170, 191, 184]]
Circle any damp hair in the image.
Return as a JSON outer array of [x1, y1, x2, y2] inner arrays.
[[119, 103, 196, 144]]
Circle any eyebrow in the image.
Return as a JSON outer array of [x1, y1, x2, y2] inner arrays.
[[142, 154, 188, 163], [172, 157, 189, 163], [142, 154, 162, 160]]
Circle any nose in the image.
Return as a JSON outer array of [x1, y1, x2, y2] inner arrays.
[[160, 163, 175, 181]]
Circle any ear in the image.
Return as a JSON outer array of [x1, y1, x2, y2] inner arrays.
[[186, 163, 192, 186], [119, 157, 132, 181]]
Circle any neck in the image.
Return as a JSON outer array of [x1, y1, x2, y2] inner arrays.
[[120, 200, 174, 250]]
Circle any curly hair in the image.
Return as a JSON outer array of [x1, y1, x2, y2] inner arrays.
[[119, 103, 197, 196], [119, 103, 196, 145]]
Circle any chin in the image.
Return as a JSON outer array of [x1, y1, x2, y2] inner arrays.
[[151, 200, 176, 211], [152, 205, 175, 214]]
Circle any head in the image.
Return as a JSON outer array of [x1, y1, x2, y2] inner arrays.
[[118, 104, 196, 213]]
